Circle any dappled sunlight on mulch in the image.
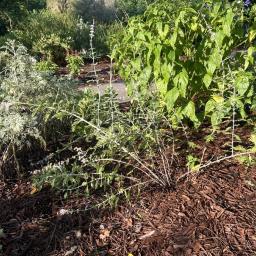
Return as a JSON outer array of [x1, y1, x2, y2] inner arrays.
[[1, 161, 255, 255]]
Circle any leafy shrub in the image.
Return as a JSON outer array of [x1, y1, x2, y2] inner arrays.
[[32, 87, 173, 201], [115, 0, 156, 19], [0, 41, 80, 177], [72, 0, 116, 23], [35, 59, 58, 73], [106, 21, 125, 50], [7, 9, 115, 62], [9, 10, 88, 64], [66, 54, 84, 76], [113, 0, 256, 128]]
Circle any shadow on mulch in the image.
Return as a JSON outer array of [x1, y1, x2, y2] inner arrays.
[[1, 161, 256, 256], [0, 125, 256, 255], [0, 184, 107, 256]]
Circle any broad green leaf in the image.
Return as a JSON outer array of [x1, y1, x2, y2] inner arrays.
[[156, 79, 168, 95], [211, 111, 220, 127], [153, 44, 162, 78], [170, 30, 178, 47], [161, 62, 172, 83], [157, 22, 169, 40], [205, 99, 216, 114], [235, 99, 246, 119], [173, 69, 188, 97], [212, 95, 224, 103], [183, 101, 198, 123], [215, 30, 225, 48], [249, 29, 256, 43], [250, 134, 256, 146], [139, 66, 152, 84], [235, 72, 250, 96], [222, 10, 234, 36], [203, 73, 212, 88], [165, 87, 179, 110], [245, 46, 256, 69], [206, 61, 216, 75], [191, 23, 197, 31], [167, 50, 175, 61]]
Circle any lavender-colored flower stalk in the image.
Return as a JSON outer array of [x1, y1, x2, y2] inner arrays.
[[244, 0, 252, 8]]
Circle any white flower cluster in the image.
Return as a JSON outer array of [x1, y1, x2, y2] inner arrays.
[[74, 147, 88, 164], [32, 158, 71, 175], [57, 208, 73, 216], [89, 21, 95, 39]]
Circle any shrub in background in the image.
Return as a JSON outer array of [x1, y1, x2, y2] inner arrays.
[[35, 59, 58, 73], [66, 54, 84, 76], [7, 9, 115, 64], [0, 0, 46, 36], [72, 0, 116, 23], [115, 0, 156, 20], [8, 10, 88, 64]]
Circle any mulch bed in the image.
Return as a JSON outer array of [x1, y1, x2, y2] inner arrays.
[[1, 143, 255, 255]]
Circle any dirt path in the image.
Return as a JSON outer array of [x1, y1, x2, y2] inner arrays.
[[61, 60, 130, 103]]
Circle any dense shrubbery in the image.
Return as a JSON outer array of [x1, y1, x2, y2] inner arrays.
[[0, 41, 80, 177], [3, 10, 118, 64], [113, 0, 256, 128], [0, 0, 156, 64], [0, 0, 46, 36], [115, 0, 156, 19], [7, 10, 88, 64], [66, 54, 84, 76], [35, 59, 58, 73]]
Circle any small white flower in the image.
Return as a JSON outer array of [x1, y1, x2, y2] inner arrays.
[[57, 208, 72, 216]]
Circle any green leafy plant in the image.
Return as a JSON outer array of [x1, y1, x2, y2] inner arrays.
[[35, 59, 58, 73], [32, 86, 175, 204], [113, 0, 256, 128], [0, 40, 80, 177], [115, 0, 156, 19], [66, 54, 84, 76], [8, 10, 87, 64], [34, 33, 70, 65]]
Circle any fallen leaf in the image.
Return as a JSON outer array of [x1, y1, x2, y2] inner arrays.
[[139, 230, 156, 240], [123, 218, 133, 229], [99, 229, 110, 240], [193, 241, 202, 253], [30, 186, 38, 194]]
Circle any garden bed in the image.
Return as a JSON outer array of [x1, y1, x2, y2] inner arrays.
[[1, 127, 255, 256]]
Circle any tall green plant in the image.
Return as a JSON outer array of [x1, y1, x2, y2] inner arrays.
[[113, 0, 256, 127]]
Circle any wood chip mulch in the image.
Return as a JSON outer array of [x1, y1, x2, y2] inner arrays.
[[0, 160, 255, 256]]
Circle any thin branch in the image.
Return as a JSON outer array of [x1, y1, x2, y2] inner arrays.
[[177, 151, 254, 182]]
